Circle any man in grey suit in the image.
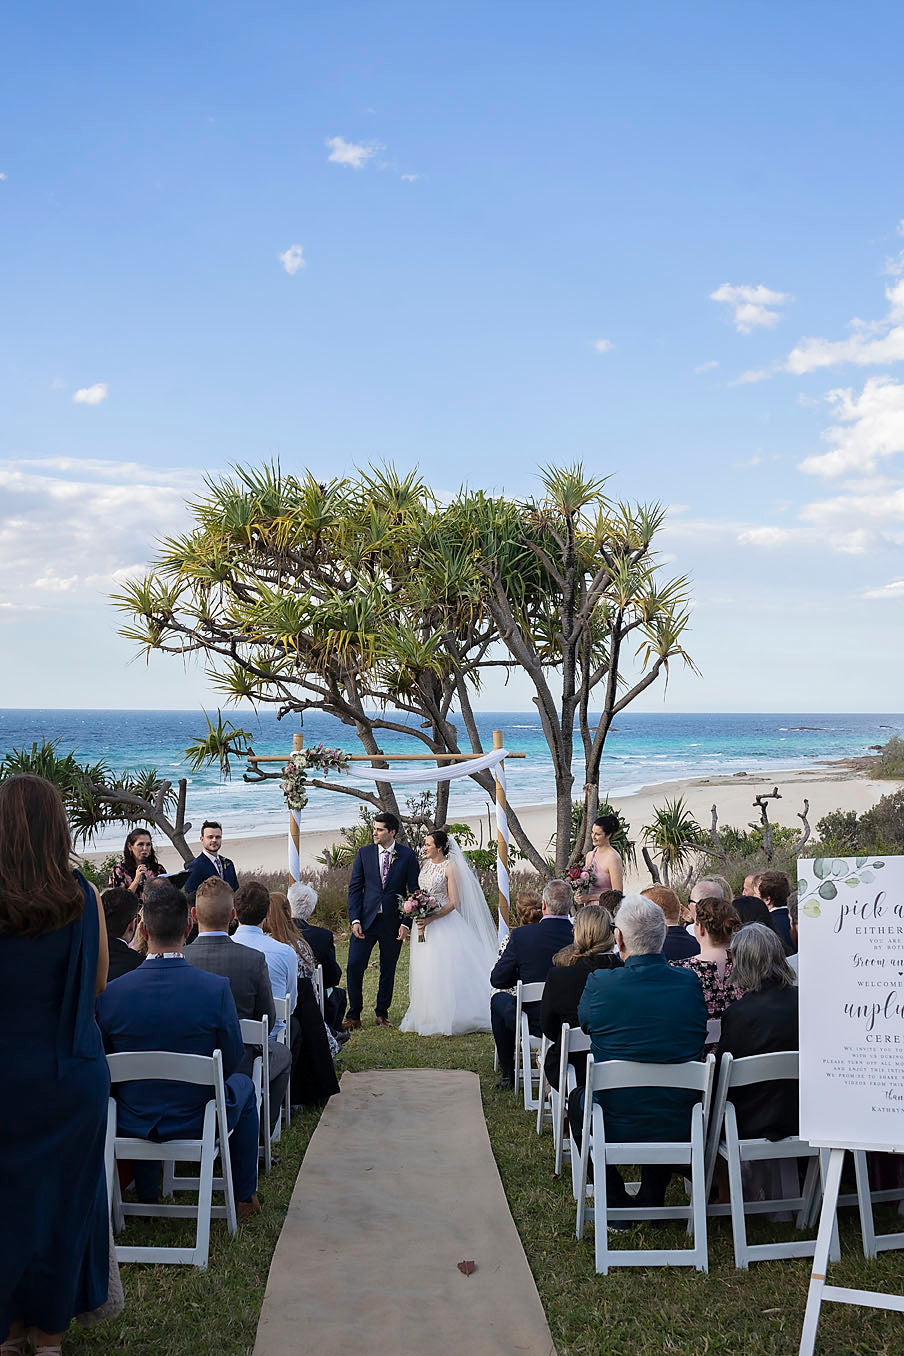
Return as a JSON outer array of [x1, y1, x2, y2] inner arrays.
[[184, 877, 290, 1133]]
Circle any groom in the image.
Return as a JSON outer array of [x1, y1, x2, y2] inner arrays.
[[344, 812, 420, 1029]]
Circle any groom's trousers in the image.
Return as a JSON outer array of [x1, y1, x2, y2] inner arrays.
[[346, 913, 403, 1020]]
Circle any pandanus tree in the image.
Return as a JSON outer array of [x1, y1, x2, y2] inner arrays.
[[114, 462, 695, 876]]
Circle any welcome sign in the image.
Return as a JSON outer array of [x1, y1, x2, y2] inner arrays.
[[798, 854, 904, 1152]]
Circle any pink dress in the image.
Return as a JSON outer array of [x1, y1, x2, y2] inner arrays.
[[588, 850, 612, 894]]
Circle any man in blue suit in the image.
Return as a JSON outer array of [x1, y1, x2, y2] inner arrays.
[[96, 883, 260, 1216], [490, 879, 574, 1089], [183, 821, 240, 894], [345, 813, 420, 1029]]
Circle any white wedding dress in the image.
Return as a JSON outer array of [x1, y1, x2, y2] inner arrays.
[[400, 853, 497, 1036]]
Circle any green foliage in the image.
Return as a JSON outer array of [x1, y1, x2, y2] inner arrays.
[[871, 735, 904, 780], [568, 798, 635, 867], [642, 796, 705, 884], [0, 737, 175, 846], [814, 809, 862, 854], [76, 854, 118, 889], [183, 709, 255, 779], [804, 789, 904, 858], [717, 822, 799, 858]]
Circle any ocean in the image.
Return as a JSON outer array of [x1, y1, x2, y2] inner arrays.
[[1, 709, 900, 847]]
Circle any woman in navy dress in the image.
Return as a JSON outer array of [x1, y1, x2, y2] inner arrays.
[[0, 776, 111, 1355]]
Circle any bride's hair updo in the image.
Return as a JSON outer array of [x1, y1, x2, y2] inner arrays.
[[429, 829, 450, 856]]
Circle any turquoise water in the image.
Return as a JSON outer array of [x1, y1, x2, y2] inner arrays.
[[1, 709, 899, 845]]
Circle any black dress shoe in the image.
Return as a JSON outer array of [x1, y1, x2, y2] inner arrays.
[[495, 1076, 514, 1090]]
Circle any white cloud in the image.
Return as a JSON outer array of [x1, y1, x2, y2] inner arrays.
[[798, 377, 904, 478], [730, 368, 770, 385], [0, 457, 200, 616], [278, 243, 305, 275], [785, 279, 904, 374], [400, 173, 419, 182], [326, 136, 379, 169], [737, 526, 794, 548], [710, 283, 791, 333], [592, 338, 614, 353], [73, 382, 108, 406], [695, 360, 719, 373], [862, 579, 904, 600], [734, 454, 762, 469], [0, 172, 6, 182]]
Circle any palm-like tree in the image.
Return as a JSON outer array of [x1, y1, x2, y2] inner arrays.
[[642, 797, 705, 886]]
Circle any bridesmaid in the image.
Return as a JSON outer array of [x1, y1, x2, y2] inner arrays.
[[0, 775, 111, 1355], [578, 813, 624, 905]]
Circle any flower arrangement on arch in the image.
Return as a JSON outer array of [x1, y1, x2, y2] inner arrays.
[[281, 744, 350, 812]]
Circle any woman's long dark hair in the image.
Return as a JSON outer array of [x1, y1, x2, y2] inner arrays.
[[0, 775, 83, 937], [122, 827, 162, 877]]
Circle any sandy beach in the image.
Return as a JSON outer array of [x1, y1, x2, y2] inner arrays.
[[84, 760, 900, 884]]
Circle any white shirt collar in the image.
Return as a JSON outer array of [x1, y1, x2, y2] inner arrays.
[[198, 930, 230, 937], [202, 849, 222, 864]]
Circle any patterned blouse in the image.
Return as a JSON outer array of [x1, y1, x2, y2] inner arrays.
[[671, 955, 742, 1021], [106, 860, 167, 894]]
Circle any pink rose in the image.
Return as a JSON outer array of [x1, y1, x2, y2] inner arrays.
[[403, 900, 415, 914]]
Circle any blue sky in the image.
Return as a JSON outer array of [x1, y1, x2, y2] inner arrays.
[[2, 1, 904, 711]]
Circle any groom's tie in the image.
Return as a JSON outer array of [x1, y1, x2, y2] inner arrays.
[[380, 848, 390, 885]]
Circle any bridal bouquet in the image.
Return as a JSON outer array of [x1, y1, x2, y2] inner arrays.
[[567, 864, 592, 902], [398, 888, 440, 941]]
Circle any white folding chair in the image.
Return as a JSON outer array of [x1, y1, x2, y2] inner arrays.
[[272, 994, 292, 1136], [575, 1053, 716, 1274], [106, 1049, 237, 1269], [704, 1051, 833, 1269], [240, 1016, 272, 1175], [550, 1023, 591, 1178], [312, 963, 325, 1019], [845, 1150, 904, 1258], [535, 1034, 553, 1135], [513, 980, 545, 1111]]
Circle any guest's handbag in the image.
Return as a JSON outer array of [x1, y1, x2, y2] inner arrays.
[[76, 1221, 124, 1326]]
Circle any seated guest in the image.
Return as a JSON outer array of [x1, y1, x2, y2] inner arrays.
[[756, 871, 795, 954], [266, 892, 344, 1060], [490, 880, 573, 1089], [682, 878, 726, 932], [232, 882, 297, 1034], [540, 906, 622, 1090], [230, 882, 337, 1108], [717, 923, 799, 1138], [95, 883, 260, 1217], [183, 821, 239, 894], [184, 877, 290, 1134], [107, 827, 167, 897], [288, 880, 347, 1029], [642, 885, 700, 961], [493, 890, 544, 995], [569, 894, 707, 1212], [733, 895, 780, 933], [598, 888, 624, 917], [743, 872, 762, 898], [672, 896, 742, 1049], [102, 887, 144, 981]]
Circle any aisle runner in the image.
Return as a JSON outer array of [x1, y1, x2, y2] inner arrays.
[[253, 1069, 557, 1356]]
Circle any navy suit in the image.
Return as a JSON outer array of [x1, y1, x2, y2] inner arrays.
[[95, 957, 259, 1203], [489, 915, 574, 1080], [346, 842, 420, 1020], [183, 852, 239, 895]]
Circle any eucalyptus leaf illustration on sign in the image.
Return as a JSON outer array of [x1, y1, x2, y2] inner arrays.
[[798, 856, 887, 921]]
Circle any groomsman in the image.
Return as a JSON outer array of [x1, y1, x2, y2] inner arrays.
[[184, 821, 240, 894]]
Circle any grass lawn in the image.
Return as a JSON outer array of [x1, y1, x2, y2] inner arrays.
[[66, 946, 904, 1355]]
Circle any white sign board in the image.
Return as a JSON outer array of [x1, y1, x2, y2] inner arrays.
[[798, 854, 904, 1152]]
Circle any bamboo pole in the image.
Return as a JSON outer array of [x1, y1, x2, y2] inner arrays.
[[288, 732, 303, 882], [493, 729, 511, 930]]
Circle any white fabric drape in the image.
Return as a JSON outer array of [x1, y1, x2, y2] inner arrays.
[[343, 746, 508, 784]]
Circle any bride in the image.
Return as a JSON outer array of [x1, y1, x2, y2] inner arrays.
[[400, 829, 499, 1036]]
